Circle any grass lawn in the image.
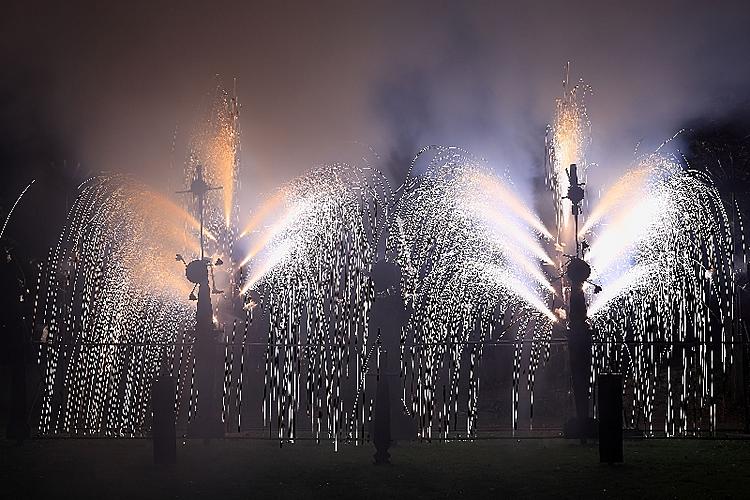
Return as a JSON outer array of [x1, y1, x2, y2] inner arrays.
[[2, 437, 749, 499]]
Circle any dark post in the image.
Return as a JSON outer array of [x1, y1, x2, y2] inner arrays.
[[369, 259, 410, 461], [1, 245, 30, 442], [373, 348, 391, 465], [177, 165, 225, 439], [598, 373, 623, 463], [152, 375, 177, 464], [562, 164, 596, 441], [186, 259, 224, 438], [566, 256, 594, 441]]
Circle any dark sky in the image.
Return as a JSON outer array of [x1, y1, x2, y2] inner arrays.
[[2, 0, 750, 226]]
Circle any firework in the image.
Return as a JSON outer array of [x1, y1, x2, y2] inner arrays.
[[581, 152, 736, 435], [36, 176, 196, 435], [236, 163, 385, 447], [391, 147, 556, 438], [184, 84, 241, 270], [545, 70, 592, 251]]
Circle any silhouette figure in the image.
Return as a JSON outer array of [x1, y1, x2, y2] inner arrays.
[[369, 259, 411, 463], [1, 243, 30, 441]]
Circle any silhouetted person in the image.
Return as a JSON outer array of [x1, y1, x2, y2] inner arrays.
[[1, 243, 30, 441], [370, 259, 412, 462]]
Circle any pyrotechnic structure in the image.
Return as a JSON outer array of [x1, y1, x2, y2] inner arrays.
[[35, 176, 196, 435], [35, 86, 242, 437], [184, 85, 242, 292], [545, 71, 592, 251], [541, 69, 738, 435], [391, 146, 557, 438]]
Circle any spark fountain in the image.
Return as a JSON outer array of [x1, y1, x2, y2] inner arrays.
[[545, 65, 592, 255], [31, 74, 742, 444], [183, 85, 242, 314], [391, 146, 557, 438], [582, 152, 736, 435], [35, 176, 196, 435], [234, 163, 385, 447], [543, 69, 737, 436], [35, 85, 243, 437]]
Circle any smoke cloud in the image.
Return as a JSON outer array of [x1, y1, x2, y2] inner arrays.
[[2, 0, 750, 211]]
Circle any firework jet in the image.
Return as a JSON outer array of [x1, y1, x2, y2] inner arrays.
[[546, 74, 592, 253], [184, 85, 241, 265]]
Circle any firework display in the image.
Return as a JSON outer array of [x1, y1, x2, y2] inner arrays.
[[31, 74, 743, 442]]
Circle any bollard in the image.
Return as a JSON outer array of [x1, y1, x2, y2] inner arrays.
[[152, 375, 177, 465], [373, 349, 391, 465], [598, 373, 623, 463]]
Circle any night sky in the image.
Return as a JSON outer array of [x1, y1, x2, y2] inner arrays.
[[2, 0, 750, 256]]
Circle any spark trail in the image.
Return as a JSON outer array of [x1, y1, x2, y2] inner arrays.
[[391, 147, 556, 438], [581, 152, 736, 435], [35, 176, 195, 435], [238, 163, 387, 446]]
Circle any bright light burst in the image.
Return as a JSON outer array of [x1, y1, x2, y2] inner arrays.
[[391, 147, 556, 438]]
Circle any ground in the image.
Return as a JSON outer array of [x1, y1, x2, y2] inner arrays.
[[1, 437, 749, 499]]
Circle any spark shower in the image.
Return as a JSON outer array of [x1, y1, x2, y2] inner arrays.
[[32, 74, 741, 443]]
